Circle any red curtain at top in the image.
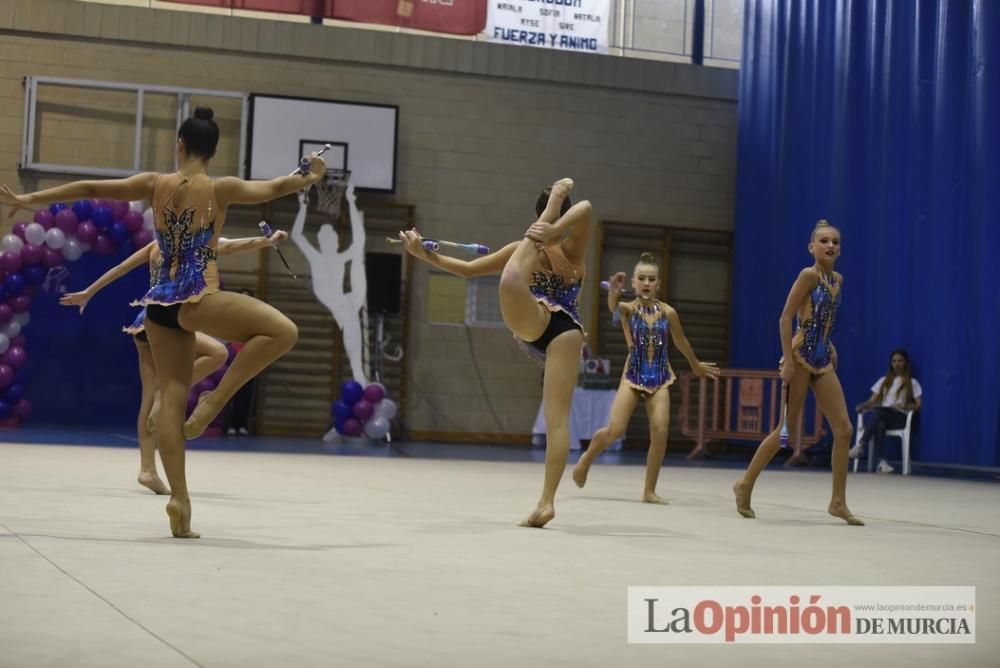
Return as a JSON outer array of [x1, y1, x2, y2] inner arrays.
[[164, 0, 487, 36]]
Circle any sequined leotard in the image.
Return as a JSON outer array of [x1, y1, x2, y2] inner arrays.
[[621, 300, 675, 394], [515, 243, 586, 364], [789, 269, 841, 374], [122, 243, 163, 335]]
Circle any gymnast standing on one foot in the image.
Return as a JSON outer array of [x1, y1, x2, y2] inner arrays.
[[399, 177, 590, 528], [572, 252, 719, 503], [1, 106, 324, 537], [732, 219, 863, 526], [59, 231, 289, 495]]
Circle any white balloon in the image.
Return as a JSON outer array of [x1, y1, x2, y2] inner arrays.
[[363, 416, 390, 439], [24, 222, 46, 247], [13, 312, 29, 327], [2, 320, 20, 339], [44, 227, 66, 250], [0, 333, 9, 355], [373, 398, 397, 421], [129, 200, 146, 213], [142, 208, 154, 230], [62, 237, 84, 262], [1, 234, 23, 254], [79, 242, 92, 253]]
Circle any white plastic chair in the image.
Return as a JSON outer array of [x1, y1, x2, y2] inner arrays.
[[852, 410, 915, 475]]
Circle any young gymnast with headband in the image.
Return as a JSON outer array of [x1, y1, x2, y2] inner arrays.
[[1, 106, 325, 537], [572, 253, 719, 503], [399, 177, 590, 527], [732, 220, 863, 525], [59, 231, 289, 495]]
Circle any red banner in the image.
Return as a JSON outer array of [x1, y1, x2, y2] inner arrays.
[[331, 1, 487, 36], [163, 1, 487, 35]]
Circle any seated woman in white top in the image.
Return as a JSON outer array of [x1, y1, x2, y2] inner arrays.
[[851, 348, 922, 473]]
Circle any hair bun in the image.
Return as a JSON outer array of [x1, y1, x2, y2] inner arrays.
[[193, 106, 215, 121], [638, 252, 657, 264]]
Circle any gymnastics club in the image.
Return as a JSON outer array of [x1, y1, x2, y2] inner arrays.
[[779, 383, 790, 448], [386, 236, 490, 255], [292, 143, 332, 176], [599, 280, 635, 297], [258, 220, 297, 280]]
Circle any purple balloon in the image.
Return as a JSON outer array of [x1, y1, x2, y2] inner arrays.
[[54, 208, 79, 236], [11, 335, 25, 348], [92, 207, 113, 231], [111, 200, 129, 220], [42, 246, 63, 268], [123, 210, 144, 233], [352, 399, 374, 422], [342, 418, 363, 437], [3, 346, 26, 370], [76, 221, 98, 244], [3, 273, 24, 297], [33, 209, 55, 228], [0, 364, 12, 389], [12, 222, 27, 241], [0, 305, 12, 325], [20, 244, 43, 267], [132, 228, 155, 248], [340, 381, 364, 405], [108, 220, 129, 245], [10, 295, 30, 314], [13, 399, 31, 421], [71, 200, 93, 222], [363, 383, 385, 404], [23, 265, 46, 286], [94, 234, 114, 255], [0, 251, 21, 274]]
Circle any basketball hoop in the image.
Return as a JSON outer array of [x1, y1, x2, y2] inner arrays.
[[315, 168, 351, 224]]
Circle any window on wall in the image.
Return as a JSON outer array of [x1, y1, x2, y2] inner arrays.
[[425, 274, 504, 328]]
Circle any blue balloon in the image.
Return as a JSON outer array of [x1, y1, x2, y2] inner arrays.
[[340, 381, 364, 405], [0, 399, 11, 420], [92, 206, 113, 231], [24, 265, 46, 286], [48, 203, 68, 215], [3, 383, 22, 404], [332, 400, 353, 419], [334, 415, 348, 432], [3, 273, 25, 296], [71, 200, 93, 222], [109, 220, 129, 244]]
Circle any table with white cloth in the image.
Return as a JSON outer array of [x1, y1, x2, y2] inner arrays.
[[531, 387, 623, 451]]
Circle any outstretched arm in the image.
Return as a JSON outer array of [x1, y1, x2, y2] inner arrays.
[[0, 173, 157, 218], [399, 230, 517, 278], [58, 242, 155, 313], [665, 304, 720, 379], [215, 154, 325, 207], [218, 230, 287, 256], [289, 190, 325, 267]]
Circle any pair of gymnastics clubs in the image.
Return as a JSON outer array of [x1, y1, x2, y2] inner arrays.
[[386, 235, 490, 255]]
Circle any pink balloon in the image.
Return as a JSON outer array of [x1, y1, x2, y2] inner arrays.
[[42, 246, 63, 268], [123, 210, 144, 233], [54, 209, 79, 236], [132, 228, 155, 248], [0, 305, 12, 325], [14, 399, 31, 420], [10, 295, 30, 314], [0, 364, 12, 389], [3, 346, 26, 370], [342, 418, 363, 437], [32, 209, 54, 229], [111, 200, 129, 220], [12, 222, 27, 241], [363, 383, 385, 404], [0, 251, 21, 274], [20, 244, 43, 266], [351, 399, 374, 422], [94, 234, 114, 255], [76, 221, 98, 244]]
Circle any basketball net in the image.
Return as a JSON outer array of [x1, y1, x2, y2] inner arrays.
[[314, 168, 352, 225]]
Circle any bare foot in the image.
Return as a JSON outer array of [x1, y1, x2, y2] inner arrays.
[[552, 177, 574, 197], [828, 502, 865, 526], [183, 392, 219, 440], [166, 496, 200, 538], [642, 492, 669, 505], [138, 470, 169, 495], [145, 392, 160, 434], [784, 451, 809, 467], [733, 480, 756, 518], [518, 503, 555, 528], [572, 455, 591, 488]]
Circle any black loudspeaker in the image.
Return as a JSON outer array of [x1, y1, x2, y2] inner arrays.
[[366, 252, 401, 314]]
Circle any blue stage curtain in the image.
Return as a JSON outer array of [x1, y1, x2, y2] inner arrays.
[[732, 0, 1000, 466]]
